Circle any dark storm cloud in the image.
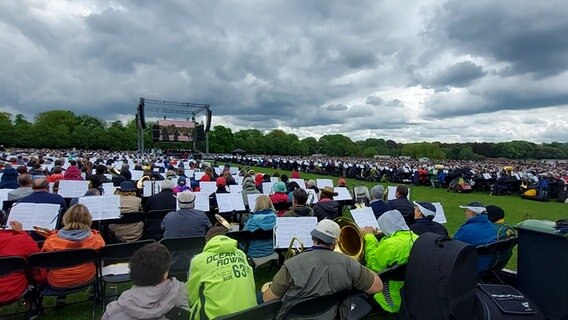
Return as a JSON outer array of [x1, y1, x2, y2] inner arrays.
[[425, 61, 486, 88]]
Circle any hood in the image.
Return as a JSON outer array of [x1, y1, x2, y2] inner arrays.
[[316, 200, 339, 213], [251, 209, 277, 229], [1, 168, 18, 181], [117, 279, 184, 319], [204, 235, 238, 253], [57, 229, 92, 241], [63, 166, 82, 179], [242, 177, 256, 191], [377, 209, 409, 236], [291, 205, 313, 217]]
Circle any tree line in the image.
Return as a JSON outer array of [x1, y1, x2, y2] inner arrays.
[[1, 110, 567, 160]]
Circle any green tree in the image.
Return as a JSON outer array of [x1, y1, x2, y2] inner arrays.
[[301, 137, 319, 154], [208, 125, 235, 153], [0, 112, 12, 146]]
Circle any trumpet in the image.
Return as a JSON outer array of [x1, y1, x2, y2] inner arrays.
[[284, 237, 304, 260]]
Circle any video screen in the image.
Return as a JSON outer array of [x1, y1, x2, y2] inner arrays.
[[157, 120, 195, 142]]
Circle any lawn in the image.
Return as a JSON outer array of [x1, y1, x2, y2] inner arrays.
[[2, 165, 566, 319]]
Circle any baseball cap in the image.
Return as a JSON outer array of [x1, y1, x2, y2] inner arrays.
[[414, 201, 437, 217], [311, 219, 340, 244], [216, 177, 226, 187], [459, 201, 486, 215]]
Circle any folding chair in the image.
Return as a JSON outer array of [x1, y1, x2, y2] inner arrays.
[[249, 229, 279, 269], [99, 239, 155, 309], [166, 306, 191, 320], [477, 237, 518, 284], [27, 248, 100, 320], [378, 263, 407, 283], [159, 236, 206, 282], [214, 300, 283, 320], [144, 209, 173, 240], [352, 186, 370, 206], [100, 212, 146, 243], [282, 291, 349, 319], [0, 256, 33, 318], [226, 230, 252, 254]]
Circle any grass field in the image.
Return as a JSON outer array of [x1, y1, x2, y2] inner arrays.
[[3, 165, 566, 319]]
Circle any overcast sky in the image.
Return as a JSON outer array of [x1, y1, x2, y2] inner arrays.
[[1, 0, 567, 143]]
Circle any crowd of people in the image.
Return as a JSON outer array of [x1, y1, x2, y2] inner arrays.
[[0, 148, 535, 318]]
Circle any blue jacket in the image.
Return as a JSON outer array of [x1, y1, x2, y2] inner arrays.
[[243, 209, 276, 258], [369, 200, 391, 219], [454, 214, 497, 273], [0, 168, 19, 189]]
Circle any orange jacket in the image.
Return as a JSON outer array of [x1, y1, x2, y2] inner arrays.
[[42, 230, 105, 288]]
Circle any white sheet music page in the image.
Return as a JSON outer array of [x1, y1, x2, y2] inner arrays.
[[262, 182, 272, 195], [432, 202, 447, 224], [334, 188, 352, 201], [351, 207, 379, 230], [289, 178, 306, 189], [0, 189, 10, 202], [194, 192, 210, 212], [274, 217, 317, 249], [229, 185, 243, 194], [6, 203, 60, 230], [216, 193, 245, 212], [247, 193, 262, 211], [143, 181, 160, 197], [102, 183, 117, 195], [316, 179, 333, 189], [79, 195, 121, 220], [194, 172, 205, 180], [58, 180, 89, 198], [199, 182, 217, 195], [270, 177, 279, 184]]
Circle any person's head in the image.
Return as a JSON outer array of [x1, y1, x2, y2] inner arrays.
[[116, 181, 137, 196], [395, 185, 409, 199], [69, 160, 77, 166], [32, 178, 49, 191], [459, 202, 486, 219], [88, 175, 102, 189], [292, 188, 308, 206], [320, 186, 338, 200], [95, 164, 106, 175], [17, 165, 27, 174], [129, 243, 171, 286], [62, 204, 93, 231], [287, 181, 300, 193], [486, 205, 505, 223], [177, 191, 196, 209], [280, 174, 289, 183], [254, 194, 274, 212], [53, 166, 63, 174], [370, 185, 385, 201], [337, 178, 346, 187], [17, 173, 32, 187], [413, 201, 437, 219], [311, 219, 340, 249], [377, 210, 409, 236], [242, 177, 256, 191], [306, 179, 316, 188], [205, 226, 228, 242], [177, 176, 187, 186], [216, 177, 226, 188], [273, 181, 287, 194], [161, 178, 175, 190], [205, 167, 214, 177]]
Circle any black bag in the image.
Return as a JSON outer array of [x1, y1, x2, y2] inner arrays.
[[399, 233, 478, 320], [475, 284, 545, 319]]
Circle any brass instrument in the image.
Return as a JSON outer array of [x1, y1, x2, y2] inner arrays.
[[284, 237, 304, 260], [109, 167, 121, 176], [333, 217, 365, 261], [215, 214, 232, 229], [137, 176, 159, 196]]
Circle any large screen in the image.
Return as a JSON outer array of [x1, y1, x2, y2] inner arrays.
[[157, 120, 195, 142]]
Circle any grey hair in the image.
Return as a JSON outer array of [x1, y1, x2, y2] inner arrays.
[[161, 179, 176, 190], [370, 185, 385, 200]]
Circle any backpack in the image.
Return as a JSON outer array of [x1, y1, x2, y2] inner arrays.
[[399, 233, 478, 320], [475, 284, 544, 320]]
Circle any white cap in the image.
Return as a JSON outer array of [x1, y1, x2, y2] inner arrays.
[[311, 219, 340, 243]]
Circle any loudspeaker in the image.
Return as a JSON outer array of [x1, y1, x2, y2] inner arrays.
[[205, 108, 212, 132], [139, 98, 146, 129], [196, 124, 205, 142], [152, 124, 160, 142]]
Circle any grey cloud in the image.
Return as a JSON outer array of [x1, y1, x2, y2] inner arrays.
[[366, 96, 384, 105], [327, 104, 348, 111], [427, 61, 486, 88]]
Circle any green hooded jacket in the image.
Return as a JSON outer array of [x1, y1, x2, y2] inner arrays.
[[187, 235, 256, 319], [364, 210, 418, 313]]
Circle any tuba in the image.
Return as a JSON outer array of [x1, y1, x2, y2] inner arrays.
[[333, 217, 365, 261], [137, 175, 159, 196], [109, 166, 121, 176]]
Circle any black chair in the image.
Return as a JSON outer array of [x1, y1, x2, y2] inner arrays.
[[282, 292, 348, 319], [27, 248, 100, 320], [378, 263, 407, 283], [0, 256, 33, 318], [144, 209, 173, 240], [214, 300, 283, 320], [477, 237, 518, 283], [159, 236, 206, 282], [165, 306, 191, 320], [273, 202, 292, 212], [99, 239, 155, 309], [226, 230, 252, 253], [249, 229, 279, 269], [100, 212, 146, 243]]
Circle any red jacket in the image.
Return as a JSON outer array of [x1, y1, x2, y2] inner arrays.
[[0, 230, 43, 303], [63, 166, 84, 181]]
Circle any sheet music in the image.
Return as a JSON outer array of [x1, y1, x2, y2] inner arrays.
[[351, 207, 380, 230], [130, 170, 144, 181], [386, 186, 410, 201], [194, 172, 205, 180], [316, 179, 333, 189], [0, 189, 10, 202], [195, 192, 210, 212], [101, 262, 130, 277], [199, 181, 217, 195], [143, 180, 160, 197], [270, 177, 279, 184], [289, 178, 306, 189], [214, 167, 222, 176], [247, 193, 263, 211], [216, 193, 246, 212], [230, 167, 239, 175], [274, 217, 317, 249], [184, 169, 195, 178], [237, 176, 244, 185], [262, 182, 273, 195], [306, 189, 319, 204], [103, 182, 117, 195], [482, 173, 492, 180], [58, 180, 89, 198], [432, 202, 447, 224], [334, 187, 352, 201], [79, 195, 121, 220], [6, 203, 60, 230], [229, 185, 243, 194]]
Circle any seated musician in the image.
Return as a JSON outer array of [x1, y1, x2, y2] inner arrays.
[[263, 220, 383, 319], [187, 226, 256, 319], [410, 201, 448, 237], [363, 209, 418, 313], [243, 195, 276, 259], [109, 181, 143, 242], [283, 189, 314, 217]]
